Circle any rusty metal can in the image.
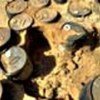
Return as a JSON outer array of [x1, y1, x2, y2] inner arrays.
[[0, 27, 11, 52], [29, 0, 50, 8], [35, 8, 58, 23], [80, 76, 100, 100], [68, 1, 92, 17], [9, 13, 33, 31], [0, 27, 11, 47], [1, 46, 33, 81], [1, 80, 24, 100], [6, 0, 28, 16], [0, 82, 3, 99], [60, 22, 88, 50]]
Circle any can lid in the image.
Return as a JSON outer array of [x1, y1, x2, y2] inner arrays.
[[92, 76, 100, 100], [0, 28, 11, 47], [0, 82, 3, 99], [61, 22, 87, 49], [1, 46, 27, 76], [68, 1, 92, 17], [6, 0, 28, 15], [9, 13, 33, 31], [29, 0, 50, 8], [62, 22, 87, 35], [35, 8, 58, 23]]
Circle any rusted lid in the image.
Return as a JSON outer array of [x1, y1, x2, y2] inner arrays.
[[61, 22, 87, 50], [29, 0, 50, 8], [92, 76, 100, 100], [9, 13, 33, 31], [35, 8, 58, 23], [1, 46, 27, 76], [62, 22, 87, 35], [68, 1, 92, 17], [6, 0, 28, 15], [0, 27, 11, 47]]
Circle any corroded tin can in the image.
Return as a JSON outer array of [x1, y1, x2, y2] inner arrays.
[[0, 82, 3, 99], [0, 27, 11, 47], [1, 80, 24, 100], [1, 46, 33, 81], [6, 0, 28, 16], [80, 76, 100, 100]]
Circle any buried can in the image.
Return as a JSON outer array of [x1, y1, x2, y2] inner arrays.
[[1, 46, 33, 81], [1, 80, 24, 100], [35, 8, 59, 23], [6, 0, 28, 17], [9, 13, 33, 31], [0, 82, 3, 99], [60, 21, 88, 51], [0, 28, 11, 47], [68, 1, 92, 17], [80, 76, 100, 100], [0, 27, 11, 52], [29, 0, 50, 8]]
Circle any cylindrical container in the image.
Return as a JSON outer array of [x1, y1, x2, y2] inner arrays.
[[29, 0, 50, 8], [6, 0, 28, 17], [34, 8, 59, 23], [67, 1, 92, 17], [0, 82, 3, 99], [1, 46, 33, 81], [9, 13, 33, 31], [60, 21, 88, 51], [80, 76, 100, 100], [1, 80, 24, 100], [0, 27, 11, 52]]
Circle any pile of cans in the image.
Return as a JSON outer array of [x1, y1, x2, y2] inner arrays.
[[0, 0, 100, 99]]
